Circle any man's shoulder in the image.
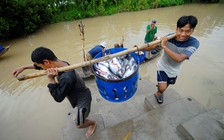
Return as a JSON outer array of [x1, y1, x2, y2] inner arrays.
[[60, 70, 77, 80], [89, 45, 103, 52], [187, 36, 199, 48], [189, 36, 199, 42], [95, 44, 102, 48], [93, 45, 104, 50], [154, 26, 158, 31], [146, 24, 151, 28], [169, 36, 199, 48]]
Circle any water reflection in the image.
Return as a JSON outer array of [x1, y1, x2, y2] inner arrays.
[[0, 3, 224, 140]]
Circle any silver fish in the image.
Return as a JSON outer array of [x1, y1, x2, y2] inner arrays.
[[116, 56, 124, 67], [122, 64, 137, 78], [122, 55, 138, 78], [109, 57, 125, 78], [98, 61, 109, 68], [128, 57, 137, 67], [94, 63, 119, 80]]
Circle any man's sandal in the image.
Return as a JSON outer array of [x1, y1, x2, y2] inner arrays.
[[154, 93, 163, 104]]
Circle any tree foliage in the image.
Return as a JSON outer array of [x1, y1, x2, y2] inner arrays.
[[0, 0, 220, 39], [0, 0, 53, 38]]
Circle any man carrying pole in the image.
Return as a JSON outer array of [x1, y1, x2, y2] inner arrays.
[[151, 15, 199, 104], [12, 47, 97, 138]]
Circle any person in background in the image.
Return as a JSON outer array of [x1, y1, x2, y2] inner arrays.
[[86, 38, 124, 61], [12, 47, 97, 138], [86, 42, 107, 75], [151, 15, 199, 104], [86, 42, 107, 61], [144, 20, 159, 60]]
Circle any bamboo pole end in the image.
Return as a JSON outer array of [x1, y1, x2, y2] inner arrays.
[[16, 75, 26, 81]]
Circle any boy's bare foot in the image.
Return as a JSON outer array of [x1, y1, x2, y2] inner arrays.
[[86, 121, 97, 138]]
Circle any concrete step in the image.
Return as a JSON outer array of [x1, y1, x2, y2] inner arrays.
[[177, 108, 224, 140], [144, 88, 182, 111], [88, 97, 207, 140]]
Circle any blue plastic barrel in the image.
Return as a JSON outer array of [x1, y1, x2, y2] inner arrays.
[[92, 48, 139, 102]]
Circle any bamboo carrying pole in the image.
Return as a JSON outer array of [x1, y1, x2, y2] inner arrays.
[[16, 33, 176, 81]]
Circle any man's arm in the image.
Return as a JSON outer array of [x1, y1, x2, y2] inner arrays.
[[161, 37, 188, 62], [147, 24, 155, 33], [48, 72, 73, 103], [12, 64, 35, 77], [147, 26, 153, 33], [46, 68, 58, 84], [153, 27, 158, 40]]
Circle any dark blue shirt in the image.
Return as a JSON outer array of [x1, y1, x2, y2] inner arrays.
[[88, 45, 104, 58], [48, 70, 92, 108]]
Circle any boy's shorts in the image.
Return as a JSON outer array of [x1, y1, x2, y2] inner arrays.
[[157, 71, 177, 85], [76, 104, 91, 126]]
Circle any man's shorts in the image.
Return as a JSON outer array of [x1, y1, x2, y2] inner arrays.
[[157, 71, 177, 85], [76, 104, 91, 126]]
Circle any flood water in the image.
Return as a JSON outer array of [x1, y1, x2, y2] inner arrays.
[[1, 3, 224, 140]]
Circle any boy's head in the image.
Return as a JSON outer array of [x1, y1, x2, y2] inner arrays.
[[176, 15, 198, 42], [31, 47, 58, 69]]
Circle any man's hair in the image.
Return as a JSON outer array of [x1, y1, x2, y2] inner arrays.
[[31, 47, 57, 64], [177, 15, 198, 29]]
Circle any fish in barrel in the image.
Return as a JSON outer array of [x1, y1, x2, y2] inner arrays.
[[93, 53, 138, 80]]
